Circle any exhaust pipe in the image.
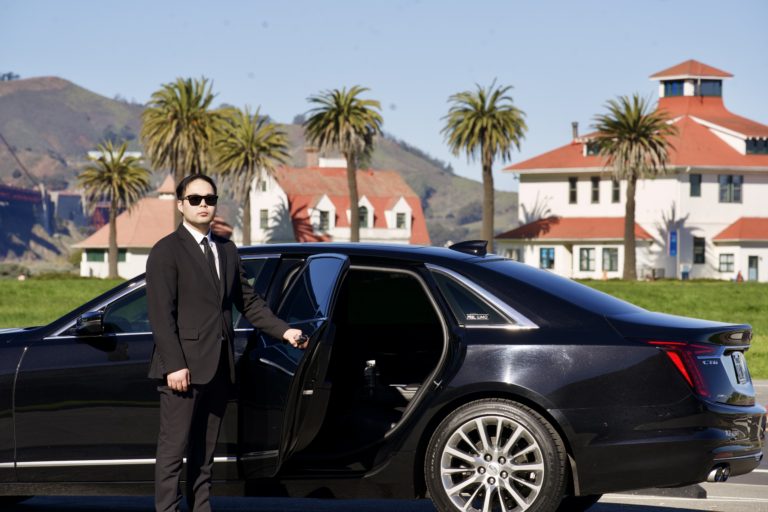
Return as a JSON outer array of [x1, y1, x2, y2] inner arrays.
[[706, 464, 731, 482]]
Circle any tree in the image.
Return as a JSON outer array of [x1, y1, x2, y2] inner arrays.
[[77, 141, 151, 278], [592, 93, 678, 280], [443, 82, 526, 250], [140, 77, 227, 224], [304, 86, 383, 242], [214, 107, 289, 246]]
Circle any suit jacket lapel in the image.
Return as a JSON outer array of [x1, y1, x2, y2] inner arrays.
[[213, 239, 227, 299]]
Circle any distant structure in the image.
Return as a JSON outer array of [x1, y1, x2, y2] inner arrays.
[[243, 150, 430, 245], [499, 60, 768, 282]]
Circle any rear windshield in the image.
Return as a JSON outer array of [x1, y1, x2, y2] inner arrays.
[[480, 259, 643, 317]]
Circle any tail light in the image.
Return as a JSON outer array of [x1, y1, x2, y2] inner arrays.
[[646, 340, 718, 398]]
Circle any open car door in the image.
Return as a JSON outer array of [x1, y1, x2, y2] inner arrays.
[[239, 253, 349, 479]]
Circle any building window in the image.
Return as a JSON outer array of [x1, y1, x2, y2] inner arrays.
[[568, 177, 577, 204], [258, 179, 267, 192], [693, 237, 706, 264], [690, 173, 701, 197], [585, 142, 601, 156], [86, 249, 105, 262], [117, 249, 127, 263], [396, 212, 406, 229], [611, 179, 620, 203], [359, 206, 368, 228], [579, 248, 595, 271], [318, 211, 329, 231], [663, 80, 684, 97], [591, 177, 600, 203], [696, 80, 722, 97], [746, 139, 768, 155], [602, 248, 618, 271], [719, 254, 734, 272], [259, 209, 269, 229], [540, 248, 555, 269], [718, 175, 742, 203]]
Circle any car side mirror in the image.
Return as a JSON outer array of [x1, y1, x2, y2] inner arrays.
[[75, 310, 105, 336]]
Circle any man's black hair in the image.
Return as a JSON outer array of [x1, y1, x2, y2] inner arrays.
[[176, 174, 218, 200]]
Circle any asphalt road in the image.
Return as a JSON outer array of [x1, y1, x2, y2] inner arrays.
[[6, 383, 768, 512]]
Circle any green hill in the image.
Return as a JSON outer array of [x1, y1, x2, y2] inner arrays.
[[0, 77, 517, 247]]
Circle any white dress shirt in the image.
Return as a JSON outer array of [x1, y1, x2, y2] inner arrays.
[[182, 222, 220, 278]]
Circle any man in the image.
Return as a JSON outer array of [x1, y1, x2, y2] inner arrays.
[[146, 174, 303, 512]]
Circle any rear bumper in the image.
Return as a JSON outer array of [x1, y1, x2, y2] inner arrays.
[[563, 400, 766, 495]]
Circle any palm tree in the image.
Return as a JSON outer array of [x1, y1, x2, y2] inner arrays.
[[443, 82, 527, 249], [77, 141, 152, 278], [304, 86, 383, 242], [140, 77, 226, 224], [592, 93, 678, 280], [214, 107, 289, 246]]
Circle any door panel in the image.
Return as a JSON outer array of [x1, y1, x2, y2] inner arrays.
[[239, 254, 349, 478]]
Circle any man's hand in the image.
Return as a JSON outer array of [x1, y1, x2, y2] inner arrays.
[[167, 368, 190, 392], [283, 328, 307, 349]]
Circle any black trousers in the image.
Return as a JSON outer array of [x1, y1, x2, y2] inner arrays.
[[154, 350, 229, 512]]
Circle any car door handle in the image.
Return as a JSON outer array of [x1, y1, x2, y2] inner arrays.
[[302, 389, 314, 396]]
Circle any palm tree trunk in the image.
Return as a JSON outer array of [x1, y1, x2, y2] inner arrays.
[[482, 153, 495, 251], [174, 167, 184, 226], [108, 200, 118, 279], [623, 175, 637, 280], [346, 153, 360, 242], [242, 191, 252, 246]]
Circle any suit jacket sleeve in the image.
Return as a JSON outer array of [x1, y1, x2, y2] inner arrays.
[[146, 241, 187, 373], [233, 252, 290, 339]]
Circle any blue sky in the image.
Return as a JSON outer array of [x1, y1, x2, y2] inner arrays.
[[2, 0, 767, 191]]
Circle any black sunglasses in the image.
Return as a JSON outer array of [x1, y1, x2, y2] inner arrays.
[[183, 194, 218, 206]]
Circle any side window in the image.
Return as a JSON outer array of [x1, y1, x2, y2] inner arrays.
[[102, 288, 149, 334], [431, 271, 511, 327], [277, 257, 346, 324], [235, 257, 278, 328]]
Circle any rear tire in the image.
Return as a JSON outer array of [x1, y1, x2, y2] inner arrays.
[[425, 398, 567, 512]]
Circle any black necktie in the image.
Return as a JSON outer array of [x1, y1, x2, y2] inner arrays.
[[201, 237, 219, 283]]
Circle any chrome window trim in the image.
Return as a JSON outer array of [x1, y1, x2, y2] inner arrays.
[[426, 263, 538, 330], [4, 456, 236, 469]]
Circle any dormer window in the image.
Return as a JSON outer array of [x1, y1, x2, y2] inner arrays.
[[396, 212, 406, 229], [695, 80, 722, 97], [585, 142, 601, 156], [664, 80, 685, 97], [746, 138, 768, 155], [359, 206, 369, 228]]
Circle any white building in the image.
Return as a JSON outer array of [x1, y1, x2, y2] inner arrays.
[[497, 60, 768, 281], [243, 155, 430, 245]]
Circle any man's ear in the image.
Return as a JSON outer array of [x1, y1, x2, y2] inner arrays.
[[177, 200, 184, 214]]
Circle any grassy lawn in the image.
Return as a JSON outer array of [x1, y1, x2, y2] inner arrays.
[[0, 277, 766, 379]]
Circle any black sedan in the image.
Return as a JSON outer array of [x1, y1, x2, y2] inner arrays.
[[0, 242, 764, 512]]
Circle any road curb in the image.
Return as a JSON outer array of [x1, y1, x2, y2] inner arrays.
[[620, 484, 707, 499]]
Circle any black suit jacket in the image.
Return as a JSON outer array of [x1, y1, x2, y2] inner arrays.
[[146, 225, 289, 385]]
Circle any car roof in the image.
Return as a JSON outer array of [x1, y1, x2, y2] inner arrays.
[[238, 242, 506, 266]]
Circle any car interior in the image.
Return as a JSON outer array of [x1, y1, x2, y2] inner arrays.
[[300, 267, 446, 461]]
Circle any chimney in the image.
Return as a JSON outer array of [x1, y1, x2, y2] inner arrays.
[[571, 121, 579, 140], [305, 147, 319, 167]]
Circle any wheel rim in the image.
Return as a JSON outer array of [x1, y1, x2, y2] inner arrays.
[[439, 415, 544, 512]]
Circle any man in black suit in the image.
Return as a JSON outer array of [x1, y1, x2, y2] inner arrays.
[[146, 174, 303, 512]]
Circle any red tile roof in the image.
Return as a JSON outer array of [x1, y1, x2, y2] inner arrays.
[[649, 60, 733, 79], [507, 61, 768, 173], [714, 217, 768, 242], [74, 197, 177, 249], [273, 166, 431, 245], [496, 217, 653, 241]]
